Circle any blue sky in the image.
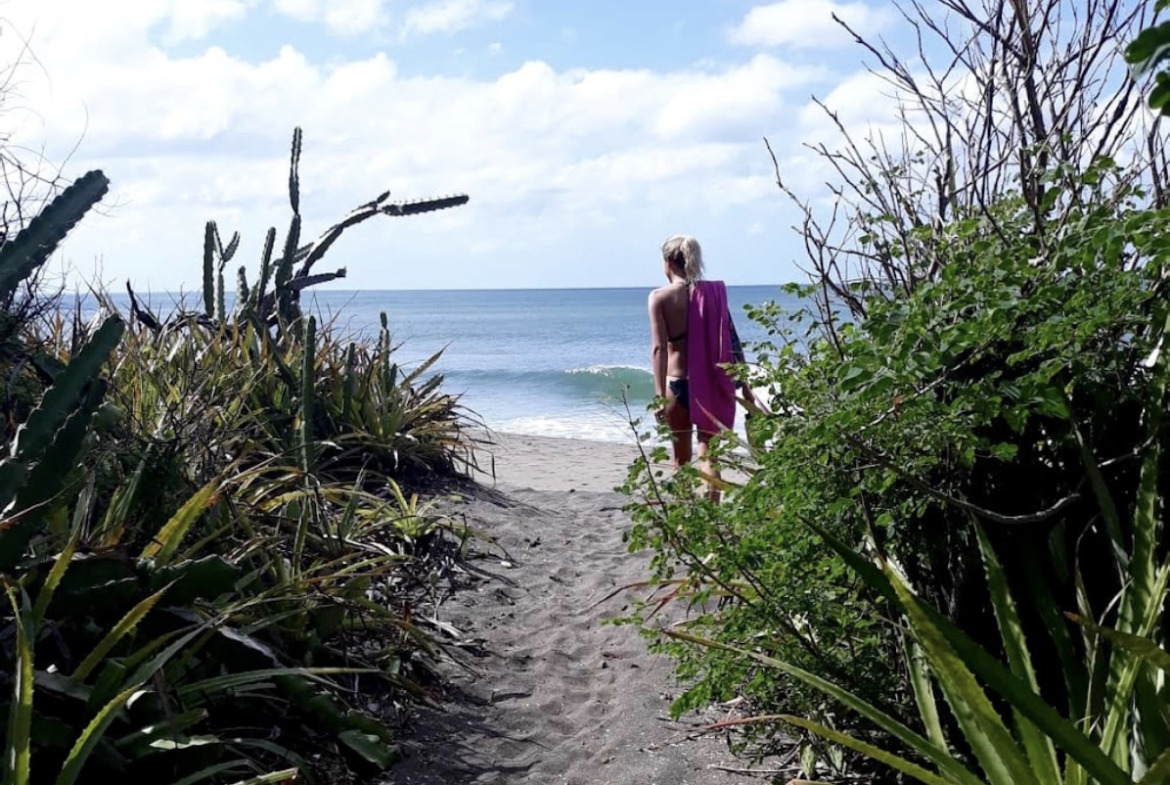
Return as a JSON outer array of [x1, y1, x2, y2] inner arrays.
[[5, 0, 906, 291]]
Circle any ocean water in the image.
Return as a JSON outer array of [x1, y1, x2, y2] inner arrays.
[[86, 286, 798, 444]]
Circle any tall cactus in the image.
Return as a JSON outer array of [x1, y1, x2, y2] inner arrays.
[[250, 228, 277, 314], [202, 221, 240, 322], [190, 128, 468, 340]]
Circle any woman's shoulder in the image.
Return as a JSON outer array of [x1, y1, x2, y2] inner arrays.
[[648, 284, 677, 301]]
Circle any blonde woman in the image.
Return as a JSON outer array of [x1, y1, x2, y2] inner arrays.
[[647, 234, 751, 501]]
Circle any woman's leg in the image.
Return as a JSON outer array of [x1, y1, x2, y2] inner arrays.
[[664, 392, 692, 469], [696, 431, 720, 503]]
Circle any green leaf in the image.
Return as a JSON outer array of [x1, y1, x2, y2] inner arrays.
[[338, 729, 398, 770], [226, 769, 298, 785], [974, 521, 1060, 785], [4, 589, 34, 785], [72, 583, 172, 682], [1069, 614, 1170, 674], [1126, 22, 1170, 72], [31, 531, 80, 625], [805, 518, 1132, 785], [666, 630, 984, 785], [176, 667, 365, 703], [780, 715, 953, 785], [886, 564, 1039, 785], [1137, 747, 1170, 785], [55, 684, 146, 785], [907, 640, 948, 753], [140, 480, 219, 565]]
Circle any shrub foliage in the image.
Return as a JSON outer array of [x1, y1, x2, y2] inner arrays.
[[0, 130, 475, 784], [622, 1, 1170, 781]]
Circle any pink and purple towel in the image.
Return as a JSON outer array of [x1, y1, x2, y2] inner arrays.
[[687, 280, 736, 435]]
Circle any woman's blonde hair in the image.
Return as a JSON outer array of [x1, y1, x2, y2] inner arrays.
[[661, 234, 705, 284]]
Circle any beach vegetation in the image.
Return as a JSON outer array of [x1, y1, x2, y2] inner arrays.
[[621, 1, 1170, 781], [0, 128, 476, 784]]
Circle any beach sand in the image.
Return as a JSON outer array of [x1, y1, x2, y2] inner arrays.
[[389, 432, 757, 784]]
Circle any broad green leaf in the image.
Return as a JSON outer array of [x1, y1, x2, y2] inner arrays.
[[975, 521, 1059, 785], [805, 517, 1132, 785], [886, 564, 1039, 785], [1127, 22, 1170, 73]]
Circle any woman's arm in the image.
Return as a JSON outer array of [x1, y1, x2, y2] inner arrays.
[[729, 315, 759, 407], [729, 316, 746, 365], [648, 291, 668, 401]]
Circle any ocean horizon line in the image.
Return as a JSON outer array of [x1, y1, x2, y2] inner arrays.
[[60, 283, 794, 297]]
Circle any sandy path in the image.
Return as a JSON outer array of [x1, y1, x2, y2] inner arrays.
[[388, 434, 743, 784]]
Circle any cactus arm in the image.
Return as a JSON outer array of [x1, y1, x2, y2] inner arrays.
[[381, 194, 470, 217], [250, 227, 277, 317], [285, 269, 346, 292], [10, 316, 125, 463], [0, 316, 124, 570], [0, 171, 109, 302], [202, 222, 216, 317], [237, 266, 250, 308], [289, 127, 302, 216], [275, 215, 301, 331], [222, 230, 241, 262], [293, 193, 469, 280]]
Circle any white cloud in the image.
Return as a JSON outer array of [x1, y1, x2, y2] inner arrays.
[[323, 0, 388, 35], [401, 0, 513, 38], [270, 0, 390, 34], [272, 0, 320, 23], [729, 0, 893, 49], [166, 0, 248, 42], [2, 1, 832, 290]]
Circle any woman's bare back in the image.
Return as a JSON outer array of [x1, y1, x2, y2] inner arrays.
[[648, 282, 689, 378]]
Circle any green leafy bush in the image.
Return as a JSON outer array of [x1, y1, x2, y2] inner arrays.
[[622, 2, 1170, 779]]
